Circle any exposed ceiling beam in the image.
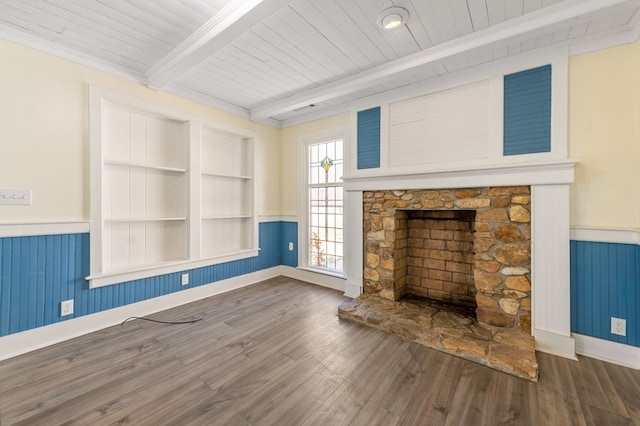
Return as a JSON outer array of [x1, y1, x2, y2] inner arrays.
[[249, 0, 638, 121], [146, 0, 291, 89]]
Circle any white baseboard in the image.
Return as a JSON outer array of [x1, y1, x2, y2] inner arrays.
[[534, 329, 577, 360], [574, 333, 640, 369], [278, 265, 346, 293], [0, 267, 282, 362]]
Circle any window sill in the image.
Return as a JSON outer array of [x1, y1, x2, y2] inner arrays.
[[87, 249, 259, 288], [297, 266, 346, 280]]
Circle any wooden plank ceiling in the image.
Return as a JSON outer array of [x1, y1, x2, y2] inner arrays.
[[1, 0, 639, 126]]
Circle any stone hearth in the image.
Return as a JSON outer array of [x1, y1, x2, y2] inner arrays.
[[338, 295, 537, 380], [338, 186, 539, 380]]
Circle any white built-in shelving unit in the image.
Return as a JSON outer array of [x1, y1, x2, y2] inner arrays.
[[102, 108, 189, 273], [200, 127, 255, 259], [89, 88, 258, 288]]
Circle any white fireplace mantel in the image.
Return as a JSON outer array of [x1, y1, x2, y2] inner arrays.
[[342, 159, 578, 360], [343, 159, 578, 192]]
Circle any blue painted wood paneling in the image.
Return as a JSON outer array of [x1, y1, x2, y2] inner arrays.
[[503, 65, 552, 156], [571, 240, 639, 346], [0, 221, 283, 337], [280, 222, 298, 267], [357, 107, 381, 169]]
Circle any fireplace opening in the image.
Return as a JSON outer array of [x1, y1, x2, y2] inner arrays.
[[399, 209, 477, 311]]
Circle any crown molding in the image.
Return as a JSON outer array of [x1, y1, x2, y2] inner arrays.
[[279, 103, 351, 128], [569, 26, 638, 55], [0, 25, 145, 83], [162, 84, 281, 128], [631, 7, 640, 40]]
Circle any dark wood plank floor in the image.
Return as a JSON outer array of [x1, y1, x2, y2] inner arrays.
[[1, 277, 639, 425]]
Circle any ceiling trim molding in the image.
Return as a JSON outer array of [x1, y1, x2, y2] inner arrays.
[[279, 104, 351, 128], [630, 7, 640, 40], [250, 0, 637, 121], [569, 26, 638, 55], [0, 25, 145, 83], [146, 0, 291, 89], [167, 84, 282, 128]]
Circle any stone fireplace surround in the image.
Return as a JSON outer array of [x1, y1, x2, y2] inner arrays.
[[362, 187, 533, 332], [340, 161, 578, 379], [340, 186, 538, 379]]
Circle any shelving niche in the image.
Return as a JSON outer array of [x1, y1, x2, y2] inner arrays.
[[89, 88, 258, 288], [200, 127, 255, 258], [102, 107, 188, 272]]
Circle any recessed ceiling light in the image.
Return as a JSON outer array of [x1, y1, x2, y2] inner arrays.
[[377, 7, 409, 30]]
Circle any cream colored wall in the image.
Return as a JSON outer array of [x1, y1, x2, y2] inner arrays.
[[0, 40, 281, 223], [568, 40, 640, 229], [279, 113, 350, 217], [4, 36, 640, 228]]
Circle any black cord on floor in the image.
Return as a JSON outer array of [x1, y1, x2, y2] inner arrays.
[[120, 316, 203, 326]]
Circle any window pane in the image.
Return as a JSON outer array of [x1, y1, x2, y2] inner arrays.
[[307, 137, 344, 273]]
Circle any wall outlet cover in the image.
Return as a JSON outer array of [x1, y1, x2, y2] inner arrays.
[[611, 317, 626, 336], [61, 299, 74, 316], [181, 273, 189, 286]]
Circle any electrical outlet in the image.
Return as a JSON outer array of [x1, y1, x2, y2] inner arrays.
[[288, 242, 294, 251], [61, 299, 74, 316], [611, 317, 626, 336], [181, 273, 189, 286]]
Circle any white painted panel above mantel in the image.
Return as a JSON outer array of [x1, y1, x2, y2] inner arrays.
[[389, 80, 494, 167], [347, 47, 569, 180]]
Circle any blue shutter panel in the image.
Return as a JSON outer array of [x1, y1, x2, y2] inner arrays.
[[503, 65, 552, 156], [357, 107, 381, 169]]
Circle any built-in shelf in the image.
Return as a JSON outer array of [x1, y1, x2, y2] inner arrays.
[[201, 171, 252, 179], [105, 159, 187, 173], [90, 87, 258, 288], [105, 217, 187, 223]]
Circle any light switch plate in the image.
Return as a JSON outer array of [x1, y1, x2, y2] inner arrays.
[[0, 188, 32, 205]]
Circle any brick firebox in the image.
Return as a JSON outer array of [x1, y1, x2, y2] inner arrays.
[[403, 209, 477, 308], [363, 186, 532, 333]]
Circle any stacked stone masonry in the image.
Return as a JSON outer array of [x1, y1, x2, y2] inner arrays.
[[363, 187, 532, 333]]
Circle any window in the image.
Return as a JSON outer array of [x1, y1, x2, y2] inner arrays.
[[301, 136, 344, 274], [88, 87, 258, 288]]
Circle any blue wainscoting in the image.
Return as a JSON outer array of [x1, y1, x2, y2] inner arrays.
[[503, 65, 552, 156], [280, 221, 298, 267], [0, 221, 296, 337], [357, 107, 381, 170], [571, 240, 639, 346]]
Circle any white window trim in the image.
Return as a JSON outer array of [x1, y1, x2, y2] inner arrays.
[[297, 126, 348, 276], [88, 86, 259, 288]]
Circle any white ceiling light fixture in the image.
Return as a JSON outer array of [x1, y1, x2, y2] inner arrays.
[[377, 7, 409, 30]]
